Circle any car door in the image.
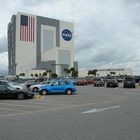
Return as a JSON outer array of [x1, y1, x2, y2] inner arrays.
[[58, 81, 66, 92], [51, 81, 65, 93], [0, 85, 12, 98], [0, 85, 5, 98]]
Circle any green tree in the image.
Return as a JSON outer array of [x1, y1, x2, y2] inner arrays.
[[66, 69, 71, 77], [19, 73, 22, 76], [110, 71, 113, 75], [51, 73, 58, 78], [88, 70, 92, 76], [19, 73, 25, 77], [71, 70, 78, 79], [70, 67, 75, 72], [64, 68, 68, 77], [107, 74, 110, 77], [110, 71, 116, 76], [113, 72, 116, 76], [34, 73, 38, 77], [31, 74, 33, 77], [42, 71, 47, 77], [70, 67, 78, 78], [91, 69, 98, 77]]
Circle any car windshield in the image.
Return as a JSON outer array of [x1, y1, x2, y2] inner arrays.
[[48, 81, 54, 86], [41, 81, 51, 85], [94, 79, 101, 81], [125, 78, 134, 81], [107, 79, 116, 82]]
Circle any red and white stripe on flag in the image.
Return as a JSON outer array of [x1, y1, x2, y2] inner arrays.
[[20, 16, 35, 42]]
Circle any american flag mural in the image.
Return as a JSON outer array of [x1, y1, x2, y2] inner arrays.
[[20, 15, 35, 42]]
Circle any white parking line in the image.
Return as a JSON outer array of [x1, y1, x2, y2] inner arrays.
[[16, 101, 77, 106], [0, 107, 29, 112], [0, 97, 126, 117], [0, 100, 80, 106], [0, 102, 47, 109], [0, 93, 127, 117]]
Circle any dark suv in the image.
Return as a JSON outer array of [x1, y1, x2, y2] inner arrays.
[[93, 78, 104, 87], [106, 79, 118, 88], [123, 77, 135, 88]]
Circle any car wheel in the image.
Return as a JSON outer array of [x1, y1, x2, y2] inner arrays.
[[66, 89, 72, 95], [33, 87, 38, 92], [17, 93, 25, 100], [41, 90, 48, 95]]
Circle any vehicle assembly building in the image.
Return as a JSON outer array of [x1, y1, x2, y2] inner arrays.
[[8, 12, 78, 77]]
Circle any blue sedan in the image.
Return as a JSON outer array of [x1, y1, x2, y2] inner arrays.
[[38, 80, 77, 95]]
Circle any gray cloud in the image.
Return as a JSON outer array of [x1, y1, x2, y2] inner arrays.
[[72, 0, 140, 74], [0, 65, 8, 75], [125, 0, 140, 4], [0, 52, 8, 75], [22, 0, 48, 6], [0, 36, 7, 53], [10, 0, 59, 7], [1, 0, 140, 74]]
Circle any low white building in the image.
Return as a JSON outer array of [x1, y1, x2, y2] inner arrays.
[[78, 68, 133, 77]]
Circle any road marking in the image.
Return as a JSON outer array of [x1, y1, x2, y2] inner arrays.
[[0, 102, 47, 109], [0, 95, 126, 117], [0, 107, 29, 112], [81, 105, 120, 114]]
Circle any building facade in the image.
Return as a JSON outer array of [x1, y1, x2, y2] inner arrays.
[[8, 12, 78, 77], [79, 68, 133, 77]]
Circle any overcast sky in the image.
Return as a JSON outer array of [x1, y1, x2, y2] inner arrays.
[[1, 0, 140, 74]]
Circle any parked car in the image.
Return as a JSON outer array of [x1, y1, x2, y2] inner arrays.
[[39, 80, 76, 95], [75, 79, 88, 86], [106, 79, 118, 88], [123, 77, 135, 88], [76, 79, 84, 86], [0, 80, 26, 90], [86, 79, 94, 85], [30, 80, 51, 92], [93, 78, 104, 87], [0, 85, 34, 100], [24, 80, 38, 88], [68, 79, 77, 85], [117, 78, 124, 83]]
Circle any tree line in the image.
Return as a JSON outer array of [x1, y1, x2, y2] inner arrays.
[[17, 67, 78, 78]]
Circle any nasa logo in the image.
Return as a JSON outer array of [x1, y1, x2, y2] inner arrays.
[[62, 29, 72, 41]]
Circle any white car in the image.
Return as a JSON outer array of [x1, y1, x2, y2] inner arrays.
[[30, 81, 50, 92]]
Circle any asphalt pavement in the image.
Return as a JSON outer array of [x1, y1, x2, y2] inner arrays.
[[0, 85, 140, 140]]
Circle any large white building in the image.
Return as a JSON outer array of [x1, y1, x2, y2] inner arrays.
[[79, 68, 133, 77], [8, 12, 78, 77]]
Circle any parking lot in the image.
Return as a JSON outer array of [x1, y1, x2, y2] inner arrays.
[[1, 85, 140, 140], [0, 85, 128, 117]]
